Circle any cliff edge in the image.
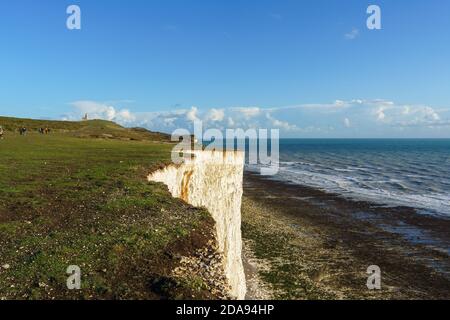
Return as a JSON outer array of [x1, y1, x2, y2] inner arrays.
[[148, 150, 247, 299]]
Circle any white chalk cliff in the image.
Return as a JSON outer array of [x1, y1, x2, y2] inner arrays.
[[147, 150, 246, 299]]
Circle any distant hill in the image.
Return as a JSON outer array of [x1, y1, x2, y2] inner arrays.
[[0, 116, 171, 142]]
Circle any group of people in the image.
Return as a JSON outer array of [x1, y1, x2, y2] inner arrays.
[[0, 126, 52, 139], [38, 127, 51, 134], [19, 127, 27, 135]]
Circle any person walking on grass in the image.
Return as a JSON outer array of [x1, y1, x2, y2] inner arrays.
[[0, 126, 4, 140]]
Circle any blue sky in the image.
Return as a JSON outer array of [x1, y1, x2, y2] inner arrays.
[[0, 0, 450, 137]]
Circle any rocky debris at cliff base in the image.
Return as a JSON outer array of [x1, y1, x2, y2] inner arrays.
[[172, 239, 232, 300], [242, 239, 273, 300]]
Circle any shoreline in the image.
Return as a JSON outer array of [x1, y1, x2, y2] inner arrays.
[[241, 171, 450, 299]]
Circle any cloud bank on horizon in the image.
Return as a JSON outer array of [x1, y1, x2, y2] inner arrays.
[[63, 99, 450, 138]]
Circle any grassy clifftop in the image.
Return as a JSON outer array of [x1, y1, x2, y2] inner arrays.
[[0, 117, 217, 300]]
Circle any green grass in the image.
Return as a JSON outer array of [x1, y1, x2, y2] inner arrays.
[[0, 116, 171, 141], [0, 117, 213, 300]]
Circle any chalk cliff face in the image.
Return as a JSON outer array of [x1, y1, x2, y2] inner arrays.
[[147, 150, 246, 299]]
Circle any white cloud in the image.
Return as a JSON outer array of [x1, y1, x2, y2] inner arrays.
[[334, 100, 346, 107], [116, 109, 135, 122], [423, 107, 440, 121], [64, 99, 450, 137], [162, 117, 177, 126], [368, 101, 445, 127], [345, 28, 359, 40], [186, 106, 200, 122], [285, 100, 352, 112], [233, 107, 261, 119], [344, 118, 351, 128], [402, 106, 411, 115], [69, 101, 136, 124], [375, 106, 387, 121], [265, 113, 299, 131], [205, 108, 225, 122], [393, 106, 443, 127]]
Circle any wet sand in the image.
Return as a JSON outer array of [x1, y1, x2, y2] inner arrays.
[[241, 172, 450, 300]]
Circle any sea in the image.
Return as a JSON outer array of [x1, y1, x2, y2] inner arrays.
[[247, 139, 450, 217]]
